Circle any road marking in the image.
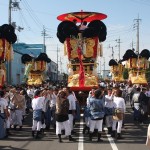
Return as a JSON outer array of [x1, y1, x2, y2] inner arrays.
[[78, 114, 84, 150], [104, 128, 119, 150]]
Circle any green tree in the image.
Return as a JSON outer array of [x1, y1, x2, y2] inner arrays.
[[63, 73, 68, 81], [145, 68, 150, 82], [123, 68, 129, 80]]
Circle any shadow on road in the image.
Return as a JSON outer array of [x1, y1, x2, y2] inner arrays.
[[0, 145, 28, 150]]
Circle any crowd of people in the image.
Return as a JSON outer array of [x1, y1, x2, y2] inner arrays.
[[0, 81, 150, 143]]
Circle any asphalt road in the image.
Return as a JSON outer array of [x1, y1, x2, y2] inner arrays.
[[0, 104, 150, 150]]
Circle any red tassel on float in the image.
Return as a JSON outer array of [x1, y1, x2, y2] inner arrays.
[[93, 37, 98, 58], [66, 38, 71, 59], [77, 48, 84, 87]]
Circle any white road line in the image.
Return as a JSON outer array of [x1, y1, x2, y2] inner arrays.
[[104, 128, 119, 150], [106, 135, 119, 150], [77, 117, 118, 150], [78, 114, 84, 150]]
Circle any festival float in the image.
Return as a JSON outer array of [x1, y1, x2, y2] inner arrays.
[[109, 59, 124, 82], [0, 24, 17, 88], [57, 11, 107, 91], [21, 53, 51, 85], [123, 49, 150, 84]]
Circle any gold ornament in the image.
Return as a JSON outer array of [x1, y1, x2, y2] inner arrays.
[[84, 38, 95, 58], [70, 39, 78, 58]]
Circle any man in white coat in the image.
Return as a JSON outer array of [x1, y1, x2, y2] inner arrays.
[[32, 90, 44, 139], [64, 87, 76, 134]]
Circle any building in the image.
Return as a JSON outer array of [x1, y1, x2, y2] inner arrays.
[[101, 70, 112, 79], [5, 50, 24, 85], [46, 61, 58, 82], [13, 43, 45, 56]]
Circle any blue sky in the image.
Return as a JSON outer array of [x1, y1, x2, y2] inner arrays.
[[0, 0, 150, 72]]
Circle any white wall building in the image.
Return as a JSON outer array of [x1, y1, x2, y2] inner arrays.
[[102, 70, 112, 79]]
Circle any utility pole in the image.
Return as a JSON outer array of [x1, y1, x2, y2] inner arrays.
[[134, 15, 141, 54], [103, 57, 105, 79], [46, 45, 59, 83], [8, 0, 12, 84], [130, 40, 136, 51], [99, 59, 101, 78], [8, 0, 20, 84], [8, 0, 12, 24], [116, 37, 121, 60], [41, 26, 47, 53], [109, 45, 114, 59], [9, 0, 20, 24], [131, 40, 134, 49], [59, 57, 62, 74], [57, 45, 59, 82], [41, 26, 52, 54]]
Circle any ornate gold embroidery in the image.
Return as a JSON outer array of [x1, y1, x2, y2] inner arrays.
[[84, 38, 95, 58], [69, 39, 78, 58]]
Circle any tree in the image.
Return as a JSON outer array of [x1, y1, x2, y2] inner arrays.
[[146, 68, 150, 82], [123, 68, 129, 80], [145, 61, 150, 82]]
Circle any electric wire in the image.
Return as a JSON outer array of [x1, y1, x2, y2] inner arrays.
[[23, 0, 43, 28], [21, 0, 43, 29]]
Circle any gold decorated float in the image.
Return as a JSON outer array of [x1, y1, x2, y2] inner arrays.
[[0, 24, 17, 87], [0, 39, 10, 87], [57, 11, 107, 90], [123, 49, 150, 84], [27, 72, 43, 85], [21, 53, 51, 85], [68, 73, 98, 87], [0, 39, 14, 62], [109, 59, 124, 82], [0, 63, 6, 87], [65, 36, 99, 90]]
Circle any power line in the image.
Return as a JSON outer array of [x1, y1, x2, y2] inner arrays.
[[108, 45, 114, 59], [107, 28, 133, 38], [41, 26, 53, 53], [41, 26, 48, 53], [108, 27, 132, 34], [23, 0, 43, 27], [21, 0, 43, 29], [19, 10, 31, 29]]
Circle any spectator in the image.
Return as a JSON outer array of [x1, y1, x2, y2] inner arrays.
[[139, 87, 149, 123], [31, 90, 44, 139], [0, 90, 9, 139], [89, 89, 105, 142], [55, 90, 74, 142], [132, 87, 141, 122], [112, 89, 126, 139], [104, 88, 115, 134]]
